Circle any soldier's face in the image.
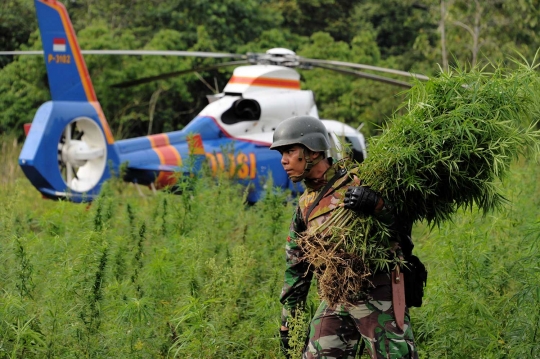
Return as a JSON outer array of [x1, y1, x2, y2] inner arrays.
[[279, 145, 305, 180]]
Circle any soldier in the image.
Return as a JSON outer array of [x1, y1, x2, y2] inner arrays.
[[270, 115, 419, 359]]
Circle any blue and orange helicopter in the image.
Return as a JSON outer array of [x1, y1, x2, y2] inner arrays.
[[6, 0, 428, 203]]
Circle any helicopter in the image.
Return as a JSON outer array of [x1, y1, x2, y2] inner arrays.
[[9, 0, 429, 204]]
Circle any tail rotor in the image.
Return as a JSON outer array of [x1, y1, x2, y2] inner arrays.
[[58, 118, 107, 192]]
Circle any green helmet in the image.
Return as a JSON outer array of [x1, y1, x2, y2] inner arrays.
[[270, 115, 330, 152]]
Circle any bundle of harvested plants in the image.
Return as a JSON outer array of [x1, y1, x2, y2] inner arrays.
[[297, 208, 394, 305], [362, 66, 540, 224], [300, 66, 540, 305]]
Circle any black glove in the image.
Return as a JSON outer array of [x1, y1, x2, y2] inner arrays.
[[343, 186, 381, 215], [279, 329, 291, 359]]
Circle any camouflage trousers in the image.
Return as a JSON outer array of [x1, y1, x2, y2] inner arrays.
[[303, 299, 418, 359]]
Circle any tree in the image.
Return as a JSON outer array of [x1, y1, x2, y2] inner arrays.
[[270, 0, 361, 43], [353, 0, 439, 65], [443, 0, 526, 68], [0, 31, 49, 136], [0, 0, 37, 68], [297, 31, 406, 136]]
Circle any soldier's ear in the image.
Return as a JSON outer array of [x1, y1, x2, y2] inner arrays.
[[309, 151, 323, 160]]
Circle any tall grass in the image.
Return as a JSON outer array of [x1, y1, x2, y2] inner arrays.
[[0, 143, 291, 357], [0, 135, 539, 358], [0, 134, 23, 186], [413, 157, 540, 358]]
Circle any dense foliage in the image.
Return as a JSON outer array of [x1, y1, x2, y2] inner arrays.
[[2, 0, 540, 139], [361, 66, 540, 224], [1, 140, 292, 358], [0, 138, 539, 358]]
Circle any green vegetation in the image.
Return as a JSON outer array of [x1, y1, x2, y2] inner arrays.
[[1, 144, 291, 358], [1, 134, 539, 358], [362, 65, 540, 225], [414, 158, 540, 358]]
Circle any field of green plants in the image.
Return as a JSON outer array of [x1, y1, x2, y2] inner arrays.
[[0, 135, 539, 358]]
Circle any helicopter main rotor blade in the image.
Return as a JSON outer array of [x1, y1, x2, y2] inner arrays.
[[0, 51, 44, 55], [111, 60, 249, 88], [1, 50, 429, 81], [309, 63, 414, 88], [301, 58, 429, 81], [0, 50, 246, 58], [1, 49, 429, 88]]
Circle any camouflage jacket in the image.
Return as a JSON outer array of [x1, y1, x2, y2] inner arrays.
[[279, 163, 361, 325]]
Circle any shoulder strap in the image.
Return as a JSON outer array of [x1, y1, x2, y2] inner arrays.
[[304, 167, 348, 224]]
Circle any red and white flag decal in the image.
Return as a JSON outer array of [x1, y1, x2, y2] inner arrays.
[[53, 38, 66, 52]]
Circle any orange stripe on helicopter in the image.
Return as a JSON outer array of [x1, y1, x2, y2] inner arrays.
[[41, 0, 115, 144], [188, 134, 205, 155], [155, 172, 178, 188], [148, 134, 182, 166], [148, 133, 183, 188], [229, 76, 300, 90], [149, 133, 169, 148]]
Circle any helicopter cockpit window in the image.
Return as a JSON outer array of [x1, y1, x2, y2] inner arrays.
[[222, 99, 261, 124], [344, 136, 365, 163]]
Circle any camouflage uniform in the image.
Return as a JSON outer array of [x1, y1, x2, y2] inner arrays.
[[280, 164, 418, 359]]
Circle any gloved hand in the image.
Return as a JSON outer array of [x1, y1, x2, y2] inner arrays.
[[279, 328, 291, 359], [343, 186, 381, 215]]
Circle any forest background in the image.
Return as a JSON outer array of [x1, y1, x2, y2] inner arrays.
[[2, 0, 540, 138], [1, 0, 540, 358]]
